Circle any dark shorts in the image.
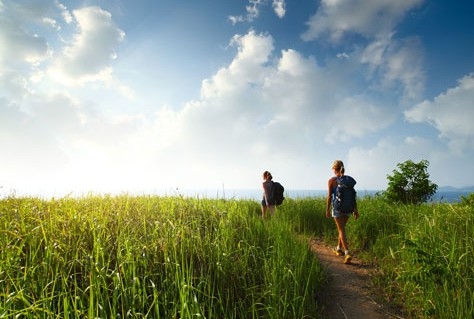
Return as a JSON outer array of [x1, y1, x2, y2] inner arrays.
[[261, 197, 276, 207]]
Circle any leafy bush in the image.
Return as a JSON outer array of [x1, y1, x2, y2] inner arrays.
[[384, 159, 438, 204]]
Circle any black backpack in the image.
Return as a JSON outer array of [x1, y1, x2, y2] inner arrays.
[[272, 181, 285, 205], [334, 175, 357, 214]]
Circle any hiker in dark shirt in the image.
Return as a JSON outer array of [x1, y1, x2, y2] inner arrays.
[[326, 160, 359, 264], [261, 171, 275, 218]]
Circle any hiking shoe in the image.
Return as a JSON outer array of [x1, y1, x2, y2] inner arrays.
[[344, 252, 353, 264], [333, 248, 344, 256]]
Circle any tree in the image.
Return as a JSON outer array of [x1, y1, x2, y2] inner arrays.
[[384, 159, 438, 204]]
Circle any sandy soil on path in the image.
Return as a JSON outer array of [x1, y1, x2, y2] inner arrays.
[[309, 238, 404, 319]]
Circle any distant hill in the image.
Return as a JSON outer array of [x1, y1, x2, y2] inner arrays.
[[438, 185, 474, 192]]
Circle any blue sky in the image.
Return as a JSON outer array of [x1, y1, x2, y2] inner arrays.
[[1, 0, 473, 197]]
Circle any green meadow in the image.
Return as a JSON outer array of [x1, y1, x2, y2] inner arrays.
[[0, 194, 473, 318]]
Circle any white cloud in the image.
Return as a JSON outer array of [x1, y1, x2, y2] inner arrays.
[[301, 1, 426, 103], [49, 6, 125, 85], [1, 0, 71, 28], [0, 14, 50, 66], [326, 96, 395, 143], [2, 1, 471, 197], [361, 35, 425, 101], [348, 135, 437, 190], [272, 0, 286, 18], [405, 74, 474, 153], [229, 0, 264, 25], [134, 31, 398, 189], [301, 0, 423, 42], [348, 133, 474, 190], [229, 0, 286, 25], [1, 26, 406, 195], [0, 2, 130, 104]]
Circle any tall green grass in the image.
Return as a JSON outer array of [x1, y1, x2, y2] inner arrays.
[[1, 194, 472, 318], [0, 195, 324, 318], [344, 197, 474, 319], [282, 195, 474, 318]]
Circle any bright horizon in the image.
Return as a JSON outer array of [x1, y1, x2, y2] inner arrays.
[[1, 0, 474, 198]]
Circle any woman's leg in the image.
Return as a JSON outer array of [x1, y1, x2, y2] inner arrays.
[[268, 205, 275, 216], [334, 215, 350, 251], [261, 199, 267, 218]]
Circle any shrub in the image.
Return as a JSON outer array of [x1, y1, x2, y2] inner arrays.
[[384, 159, 438, 204]]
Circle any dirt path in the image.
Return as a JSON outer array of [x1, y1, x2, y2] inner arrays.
[[309, 238, 404, 319]]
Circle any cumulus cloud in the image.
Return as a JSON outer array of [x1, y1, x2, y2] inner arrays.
[[360, 35, 425, 101], [0, 0, 134, 193], [2, 1, 469, 196], [405, 74, 474, 153], [0, 1, 129, 104], [1, 23, 404, 194], [49, 6, 125, 85], [193, 31, 394, 149], [301, 0, 423, 42], [0, 1, 56, 109], [126, 31, 396, 189], [31, 29, 395, 193], [300, 1, 426, 104], [0, 0, 73, 71]]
